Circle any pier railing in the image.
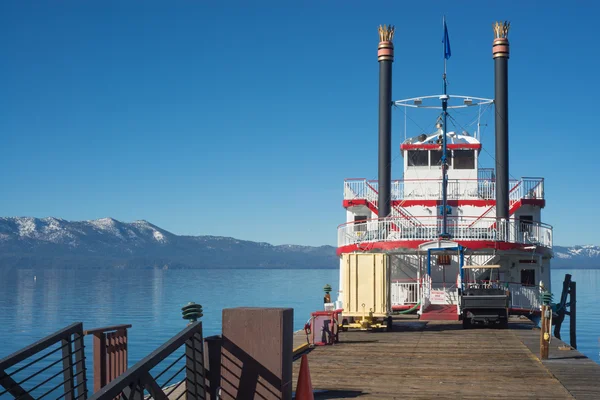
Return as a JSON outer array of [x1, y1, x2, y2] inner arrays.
[[344, 177, 544, 201], [0, 322, 88, 400], [508, 283, 541, 312], [88, 322, 205, 400], [391, 281, 420, 305], [338, 216, 553, 249], [419, 275, 432, 315]]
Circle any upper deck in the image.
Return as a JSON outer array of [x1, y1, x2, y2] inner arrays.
[[337, 215, 553, 253], [339, 175, 552, 253], [344, 175, 544, 203]]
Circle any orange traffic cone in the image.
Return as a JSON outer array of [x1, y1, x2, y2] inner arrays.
[[295, 354, 314, 400]]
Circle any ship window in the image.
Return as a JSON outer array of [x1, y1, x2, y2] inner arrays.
[[354, 215, 367, 232], [519, 215, 533, 233], [430, 150, 452, 167], [407, 150, 428, 166], [520, 269, 535, 286], [453, 150, 475, 169], [437, 254, 451, 265]]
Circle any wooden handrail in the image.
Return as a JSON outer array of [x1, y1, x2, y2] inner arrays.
[[0, 322, 83, 370], [0, 323, 87, 400], [83, 324, 132, 336]]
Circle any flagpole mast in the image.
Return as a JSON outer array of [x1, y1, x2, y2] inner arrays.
[[443, 16, 447, 77], [441, 15, 450, 239]]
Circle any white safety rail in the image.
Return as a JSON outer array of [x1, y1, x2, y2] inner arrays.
[[456, 274, 462, 316], [391, 281, 420, 306], [429, 284, 459, 305], [508, 283, 541, 311], [517, 178, 545, 200], [419, 275, 432, 315], [338, 216, 553, 248], [343, 178, 544, 201]]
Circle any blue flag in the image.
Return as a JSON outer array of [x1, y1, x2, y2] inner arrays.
[[443, 20, 451, 59]]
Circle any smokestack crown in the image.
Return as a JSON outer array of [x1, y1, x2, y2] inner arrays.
[[492, 21, 510, 59], [378, 25, 395, 62]]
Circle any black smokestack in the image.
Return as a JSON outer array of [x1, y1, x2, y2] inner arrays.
[[493, 21, 510, 221], [377, 25, 395, 218]]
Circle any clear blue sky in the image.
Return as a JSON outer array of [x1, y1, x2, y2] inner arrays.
[[0, 1, 595, 247]]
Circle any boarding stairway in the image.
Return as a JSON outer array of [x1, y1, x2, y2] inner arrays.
[[418, 253, 501, 321], [343, 179, 423, 227]]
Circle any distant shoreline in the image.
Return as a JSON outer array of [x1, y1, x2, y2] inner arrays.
[[0, 266, 339, 271], [1, 266, 597, 271]]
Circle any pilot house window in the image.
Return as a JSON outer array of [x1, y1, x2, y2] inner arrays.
[[407, 150, 428, 166], [354, 215, 367, 232], [430, 150, 452, 167], [453, 150, 475, 169]]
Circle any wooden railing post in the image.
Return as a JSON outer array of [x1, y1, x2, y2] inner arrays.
[[92, 334, 107, 392], [84, 325, 132, 393], [61, 336, 75, 400], [185, 327, 206, 400], [203, 335, 223, 400], [73, 330, 88, 400], [540, 304, 550, 360], [570, 281, 577, 349]]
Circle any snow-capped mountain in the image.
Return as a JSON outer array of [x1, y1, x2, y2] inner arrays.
[[0, 217, 170, 247], [552, 245, 600, 269], [0, 217, 337, 270]]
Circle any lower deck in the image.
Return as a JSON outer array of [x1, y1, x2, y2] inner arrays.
[[292, 316, 600, 399]]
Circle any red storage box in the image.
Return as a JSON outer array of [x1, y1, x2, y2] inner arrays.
[[309, 310, 340, 345]]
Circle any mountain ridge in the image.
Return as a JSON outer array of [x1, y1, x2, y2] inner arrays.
[[552, 245, 600, 268], [0, 217, 337, 270]]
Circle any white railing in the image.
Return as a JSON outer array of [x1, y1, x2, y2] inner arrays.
[[516, 178, 545, 200], [391, 282, 420, 305], [456, 274, 462, 315], [419, 275, 432, 315], [337, 216, 553, 249], [508, 283, 541, 311], [344, 179, 369, 200], [429, 284, 459, 305], [344, 178, 544, 202], [345, 179, 421, 224]]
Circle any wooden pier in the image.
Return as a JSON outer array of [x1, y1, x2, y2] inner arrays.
[[3, 310, 600, 399], [292, 316, 600, 399]]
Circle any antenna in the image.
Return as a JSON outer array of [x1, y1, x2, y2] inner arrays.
[[440, 16, 451, 239]]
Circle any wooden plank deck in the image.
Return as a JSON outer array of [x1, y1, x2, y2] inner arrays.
[[515, 329, 600, 399], [291, 317, 600, 399]]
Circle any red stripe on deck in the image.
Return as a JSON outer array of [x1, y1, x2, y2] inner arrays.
[[337, 240, 542, 256]]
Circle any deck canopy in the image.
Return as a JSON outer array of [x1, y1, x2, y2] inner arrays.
[[462, 264, 501, 269]]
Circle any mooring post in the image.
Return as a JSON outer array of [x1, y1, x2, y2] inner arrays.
[[570, 281, 577, 349], [540, 304, 550, 360]]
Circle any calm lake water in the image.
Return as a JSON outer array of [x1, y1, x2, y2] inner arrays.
[[0, 268, 598, 394]]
